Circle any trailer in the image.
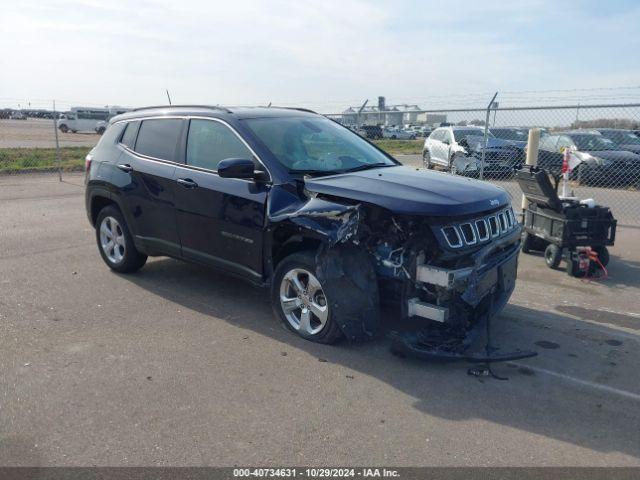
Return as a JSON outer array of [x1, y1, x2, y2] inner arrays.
[[516, 166, 617, 277]]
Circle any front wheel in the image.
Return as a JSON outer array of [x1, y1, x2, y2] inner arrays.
[[544, 244, 562, 269], [272, 251, 342, 344], [59, 124, 69, 133], [95, 206, 147, 273]]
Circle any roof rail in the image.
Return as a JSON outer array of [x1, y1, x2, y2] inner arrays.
[[131, 105, 233, 114], [262, 106, 317, 114]]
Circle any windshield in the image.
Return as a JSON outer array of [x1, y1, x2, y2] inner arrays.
[[453, 129, 493, 141], [244, 116, 396, 173], [491, 128, 528, 141], [570, 134, 618, 151], [600, 130, 640, 146]]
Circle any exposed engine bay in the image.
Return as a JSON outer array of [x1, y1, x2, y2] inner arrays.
[[268, 178, 536, 364]]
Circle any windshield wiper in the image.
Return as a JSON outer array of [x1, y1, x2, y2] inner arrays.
[[339, 162, 395, 173], [288, 163, 394, 175]]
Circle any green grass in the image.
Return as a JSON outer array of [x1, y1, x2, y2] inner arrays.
[[0, 141, 422, 174], [0, 147, 91, 173], [372, 139, 423, 155]]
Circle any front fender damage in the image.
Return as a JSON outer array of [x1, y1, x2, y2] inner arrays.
[[268, 187, 379, 340], [270, 197, 361, 246]]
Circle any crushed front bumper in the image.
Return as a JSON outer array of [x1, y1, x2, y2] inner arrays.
[[393, 225, 537, 362]]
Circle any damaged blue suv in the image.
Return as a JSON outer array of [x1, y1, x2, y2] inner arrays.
[[85, 106, 525, 360]]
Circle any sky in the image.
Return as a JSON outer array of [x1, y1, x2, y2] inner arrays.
[[2, 0, 640, 112]]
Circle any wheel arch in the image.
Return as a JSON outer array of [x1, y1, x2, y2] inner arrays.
[[266, 222, 324, 279], [90, 194, 118, 226]]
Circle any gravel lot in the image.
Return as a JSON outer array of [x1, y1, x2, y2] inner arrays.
[[0, 119, 99, 148], [1, 173, 639, 467]]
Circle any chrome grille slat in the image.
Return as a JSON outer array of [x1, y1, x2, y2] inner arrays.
[[475, 219, 489, 241], [440, 207, 515, 248]]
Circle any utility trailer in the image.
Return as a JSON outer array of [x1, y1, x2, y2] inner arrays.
[[516, 166, 617, 277]]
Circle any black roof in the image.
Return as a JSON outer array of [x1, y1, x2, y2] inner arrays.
[[111, 105, 318, 123]]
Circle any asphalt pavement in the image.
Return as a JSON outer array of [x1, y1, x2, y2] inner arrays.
[[1, 173, 639, 466]]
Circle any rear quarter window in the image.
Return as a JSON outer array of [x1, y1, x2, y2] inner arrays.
[[120, 121, 140, 149], [134, 119, 183, 161], [96, 123, 126, 148]]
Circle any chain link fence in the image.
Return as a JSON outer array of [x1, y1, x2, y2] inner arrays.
[[2, 99, 639, 225], [0, 104, 99, 177], [325, 103, 640, 226]]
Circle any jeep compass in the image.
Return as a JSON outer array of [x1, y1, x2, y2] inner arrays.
[[85, 106, 522, 358]]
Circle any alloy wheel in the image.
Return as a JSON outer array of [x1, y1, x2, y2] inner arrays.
[[99, 216, 126, 264], [279, 268, 329, 335]]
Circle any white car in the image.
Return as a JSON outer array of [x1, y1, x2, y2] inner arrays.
[[423, 126, 487, 174], [382, 127, 416, 140]]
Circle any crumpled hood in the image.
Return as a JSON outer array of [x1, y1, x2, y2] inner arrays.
[[304, 166, 511, 216], [464, 135, 523, 152], [582, 149, 640, 164]]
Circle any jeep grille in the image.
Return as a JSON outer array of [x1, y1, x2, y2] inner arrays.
[[440, 207, 517, 249]]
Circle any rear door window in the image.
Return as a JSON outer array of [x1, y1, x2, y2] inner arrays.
[[134, 119, 183, 161], [186, 119, 253, 171]]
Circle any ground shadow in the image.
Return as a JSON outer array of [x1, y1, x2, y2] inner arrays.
[[121, 258, 640, 460]]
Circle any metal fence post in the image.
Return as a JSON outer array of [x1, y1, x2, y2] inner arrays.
[[481, 92, 498, 180], [52, 100, 62, 181]]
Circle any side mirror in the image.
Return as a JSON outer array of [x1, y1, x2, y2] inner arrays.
[[217, 158, 256, 179]]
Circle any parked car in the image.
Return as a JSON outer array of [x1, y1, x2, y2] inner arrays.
[[405, 125, 430, 137], [423, 126, 523, 177], [382, 127, 416, 139], [538, 131, 640, 186], [356, 124, 383, 139], [85, 105, 521, 358], [490, 127, 529, 148], [9, 111, 27, 120], [593, 128, 640, 155]]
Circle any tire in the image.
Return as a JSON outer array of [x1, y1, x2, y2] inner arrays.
[[521, 231, 532, 254], [544, 244, 562, 269], [271, 251, 342, 344], [592, 246, 610, 267], [71, 130, 78, 133], [95, 205, 147, 273], [97, 127, 106, 135], [59, 124, 68, 133], [423, 151, 432, 169]]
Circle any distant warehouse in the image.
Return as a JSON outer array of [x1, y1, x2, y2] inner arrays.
[[340, 96, 447, 127]]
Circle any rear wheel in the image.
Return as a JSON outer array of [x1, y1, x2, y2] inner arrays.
[[544, 244, 562, 269], [521, 232, 533, 254], [423, 151, 432, 169], [95, 206, 147, 273]]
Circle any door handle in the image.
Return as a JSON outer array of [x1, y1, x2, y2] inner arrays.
[[117, 163, 133, 173], [176, 178, 198, 189]]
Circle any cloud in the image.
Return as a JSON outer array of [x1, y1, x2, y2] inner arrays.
[[1, 0, 638, 111]]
